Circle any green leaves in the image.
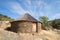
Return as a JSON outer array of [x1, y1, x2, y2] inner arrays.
[[52, 19, 60, 29], [39, 16, 50, 30], [39, 16, 52, 30], [39, 16, 48, 23]]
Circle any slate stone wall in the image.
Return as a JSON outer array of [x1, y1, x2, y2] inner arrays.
[[11, 21, 41, 33], [37, 23, 41, 33], [11, 21, 33, 33], [18, 22, 33, 33]]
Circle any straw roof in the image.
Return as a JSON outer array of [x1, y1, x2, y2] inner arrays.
[[15, 13, 40, 22]]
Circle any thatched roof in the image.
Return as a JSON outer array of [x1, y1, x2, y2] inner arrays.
[[14, 13, 40, 22]]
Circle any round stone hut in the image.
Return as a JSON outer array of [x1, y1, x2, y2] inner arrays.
[[11, 13, 42, 33]]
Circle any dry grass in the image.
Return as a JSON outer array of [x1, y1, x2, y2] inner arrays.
[[0, 28, 60, 40], [0, 28, 20, 40], [39, 30, 58, 40]]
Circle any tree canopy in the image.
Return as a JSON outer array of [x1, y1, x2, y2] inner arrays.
[[39, 16, 60, 30], [39, 16, 50, 30], [51, 19, 60, 29]]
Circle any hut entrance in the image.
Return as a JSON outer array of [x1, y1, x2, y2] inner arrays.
[[32, 23, 36, 32]]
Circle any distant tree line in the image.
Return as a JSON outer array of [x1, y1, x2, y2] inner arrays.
[[49, 19, 60, 29], [39, 16, 60, 30], [0, 14, 14, 22]]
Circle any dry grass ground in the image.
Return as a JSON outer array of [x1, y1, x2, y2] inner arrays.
[[0, 28, 20, 40], [0, 28, 60, 40]]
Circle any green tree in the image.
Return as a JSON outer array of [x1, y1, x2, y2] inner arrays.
[[52, 19, 60, 29], [39, 16, 51, 30]]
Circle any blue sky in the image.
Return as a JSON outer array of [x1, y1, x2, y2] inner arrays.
[[0, 0, 60, 20]]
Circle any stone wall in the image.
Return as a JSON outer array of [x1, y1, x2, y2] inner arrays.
[[11, 22, 19, 32], [11, 21, 42, 33], [18, 22, 33, 33], [11, 21, 33, 33], [32, 23, 36, 33], [37, 23, 41, 33]]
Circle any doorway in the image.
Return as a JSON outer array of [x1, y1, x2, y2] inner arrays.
[[32, 23, 36, 32]]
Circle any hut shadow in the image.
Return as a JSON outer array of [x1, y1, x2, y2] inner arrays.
[[5, 27, 11, 31], [5, 27, 17, 33]]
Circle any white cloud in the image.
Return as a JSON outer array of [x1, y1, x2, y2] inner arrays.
[[18, 0, 51, 16], [5, 0, 53, 20], [7, 2, 27, 15]]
